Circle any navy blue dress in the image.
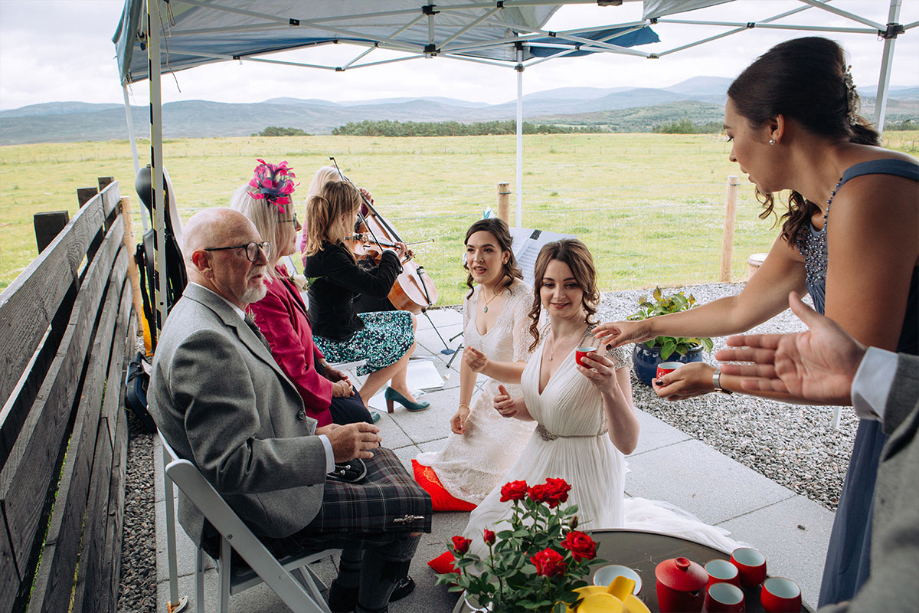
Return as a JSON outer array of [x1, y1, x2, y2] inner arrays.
[[798, 159, 919, 606]]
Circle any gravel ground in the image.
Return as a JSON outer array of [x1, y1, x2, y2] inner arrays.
[[116, 281, 855, 608], [118, 412, 156, 613], [597, 282, 856, 511]]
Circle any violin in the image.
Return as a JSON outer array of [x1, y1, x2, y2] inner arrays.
[[331, 158, 439, 315]]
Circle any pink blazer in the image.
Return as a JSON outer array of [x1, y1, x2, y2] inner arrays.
[[248, 265, 334, 426]]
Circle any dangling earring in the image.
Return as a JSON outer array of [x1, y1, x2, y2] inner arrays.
[[769, 138, 776, 145]]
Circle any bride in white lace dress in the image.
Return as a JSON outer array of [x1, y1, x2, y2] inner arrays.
[[463, 239, 738, 558], [414, 219, 537, 509]]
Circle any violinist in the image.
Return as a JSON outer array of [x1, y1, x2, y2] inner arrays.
[[303, 180, 430, 414], [298, 166, 393, 313]]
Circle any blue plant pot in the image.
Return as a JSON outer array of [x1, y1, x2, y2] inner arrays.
[[632, 343, 704, 387]]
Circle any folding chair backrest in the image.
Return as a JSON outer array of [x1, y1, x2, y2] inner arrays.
[[159, 433, 332, 613]]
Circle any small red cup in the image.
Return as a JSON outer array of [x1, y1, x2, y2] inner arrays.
[[656, 361, 684, 380], [760, 577, 802, 613], [575, 347, 595, 367], [730, 547, 767, 588], [704, 582, 745, 613], [705, 559, 740, 589]]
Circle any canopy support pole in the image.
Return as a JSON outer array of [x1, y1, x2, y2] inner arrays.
[[515, 48, 523, 230], [874, 0, 902, 136], [122, 83, 147, 232], [150, 0, 168, 341]]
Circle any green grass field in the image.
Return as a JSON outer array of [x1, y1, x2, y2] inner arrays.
[[2, 132, 917, 305]]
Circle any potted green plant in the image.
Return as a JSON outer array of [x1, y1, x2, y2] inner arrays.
[[628, 287, 713, 386]]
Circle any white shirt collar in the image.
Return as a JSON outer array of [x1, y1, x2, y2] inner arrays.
[[189, 282, 247, 321]]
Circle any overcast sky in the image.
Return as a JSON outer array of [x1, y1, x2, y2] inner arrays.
[[1, 0, 917, 111]]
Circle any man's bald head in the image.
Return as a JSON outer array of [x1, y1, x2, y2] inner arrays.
[[183, 208, 269, 309]]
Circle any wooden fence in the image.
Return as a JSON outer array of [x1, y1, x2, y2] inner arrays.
[[0, 179, 137, 613]]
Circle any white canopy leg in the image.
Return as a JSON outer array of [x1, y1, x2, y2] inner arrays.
[[515, 48, 523, 229], [873, 0, 902, 136]]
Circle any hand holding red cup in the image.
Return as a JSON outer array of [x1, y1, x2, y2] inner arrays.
[[575, 347, 595, 367], [656, 361, 684, 381]]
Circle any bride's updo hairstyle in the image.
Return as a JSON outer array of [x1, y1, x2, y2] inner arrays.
[[463, 217, 523, 299], [527, 239, 600, 351], [303, 180, 361, 258], [727, 36, 880, 244]]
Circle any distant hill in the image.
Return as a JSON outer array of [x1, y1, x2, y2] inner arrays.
[[1, 78, 916, 145]]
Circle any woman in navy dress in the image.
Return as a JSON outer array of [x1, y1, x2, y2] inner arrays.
[[595, 37, 918, 605]]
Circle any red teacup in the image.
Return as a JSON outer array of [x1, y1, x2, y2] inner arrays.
[[575, 347, 595, 367], [730, 548, 767, 588], [656, 361, 684, 380], [705, 559, 740, 588], [704, 582, 745, 613], [760, 577, 802, 613]]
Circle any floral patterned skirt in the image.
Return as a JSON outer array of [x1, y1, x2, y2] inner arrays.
[[314, 310, 413, 377]]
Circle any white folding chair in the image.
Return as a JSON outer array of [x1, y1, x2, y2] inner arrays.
[[160, 433, 339, 613]]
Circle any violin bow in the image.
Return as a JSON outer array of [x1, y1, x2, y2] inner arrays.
[[329, 157, 405, 255]]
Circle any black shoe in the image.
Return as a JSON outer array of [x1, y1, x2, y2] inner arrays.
[[389, 576, 415, 602]]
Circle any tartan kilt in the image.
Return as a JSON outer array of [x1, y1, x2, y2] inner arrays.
[[305, 446, 432, 535]]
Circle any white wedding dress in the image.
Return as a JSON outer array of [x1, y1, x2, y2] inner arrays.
[[463, 335, 739, 558], [415, 281, 537, 504]]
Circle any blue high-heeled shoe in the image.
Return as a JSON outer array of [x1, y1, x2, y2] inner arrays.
[[384, 387, 430, 413]]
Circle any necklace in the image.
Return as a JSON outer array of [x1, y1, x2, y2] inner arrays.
[[481, 287, 502, 313], [547, 324, 589, 362]]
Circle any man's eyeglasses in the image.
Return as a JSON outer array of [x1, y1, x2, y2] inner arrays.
[[203, 241, 271, 262], [279, 214, 298, 225]]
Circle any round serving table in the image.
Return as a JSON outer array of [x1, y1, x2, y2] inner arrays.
[[452, 529, 812, 613]]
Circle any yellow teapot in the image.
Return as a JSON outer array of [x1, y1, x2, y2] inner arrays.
[[565, 576, 651, 613]]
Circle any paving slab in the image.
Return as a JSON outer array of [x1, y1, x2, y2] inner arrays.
[[628, 407, 692, 457], [624, 438, 796, 525], [718, 495, 835, 609], [389, 386, 462, 445]]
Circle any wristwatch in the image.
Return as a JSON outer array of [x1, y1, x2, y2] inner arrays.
[[712, 368, 733, 395]]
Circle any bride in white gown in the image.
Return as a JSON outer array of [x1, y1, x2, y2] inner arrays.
[[462, 239, 738, 559], [414, 219, 536, 509]]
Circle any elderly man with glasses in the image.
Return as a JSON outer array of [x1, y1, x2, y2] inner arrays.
[[149, 208, 431, 613]]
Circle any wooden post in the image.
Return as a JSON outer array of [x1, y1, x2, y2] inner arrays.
[[33, 211, 70, 253], [98, 177, 115, 190], [77, 187, 98, 207], [120, 197, 149, 353], [497, 183, 510, 223], [720, 175, 740, 282]]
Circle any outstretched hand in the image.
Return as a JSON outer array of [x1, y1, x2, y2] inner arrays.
[[493, 384, 518, 418], [715, 292, 865, 405], [593, 320, 652, 349], [652, 361, 716, 401]]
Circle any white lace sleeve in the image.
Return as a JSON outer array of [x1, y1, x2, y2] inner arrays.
[[605, 343, 632, 370], [511, 283, 537, 361]]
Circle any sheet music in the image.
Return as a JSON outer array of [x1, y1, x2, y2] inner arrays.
[[510, 227, 577, 285]]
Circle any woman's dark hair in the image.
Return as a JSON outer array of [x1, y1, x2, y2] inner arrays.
[[527, 239, 600, 351], [727, 37, 880, 244], [463, 218, 523, 299]]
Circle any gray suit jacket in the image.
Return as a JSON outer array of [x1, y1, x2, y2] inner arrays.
[[819, 353, 919, 612], [149, 283, 328, 544]]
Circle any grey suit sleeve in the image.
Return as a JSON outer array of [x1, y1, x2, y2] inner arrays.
[[817, 354, 919, 613], [171, 328, 328, 494]]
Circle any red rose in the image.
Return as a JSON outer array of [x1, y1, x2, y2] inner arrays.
[[527, 484, 548, 503], [531, 548, 567, 577], [561, 530, 597, 561], [483, 529, 496, 545], [500, 480, 529, 502], [543, 478, 572, 508], [451, 536, 472, 555]]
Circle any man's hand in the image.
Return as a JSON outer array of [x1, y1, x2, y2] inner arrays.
[[715, 292, 865, 405], [320, 422, 382, 462]]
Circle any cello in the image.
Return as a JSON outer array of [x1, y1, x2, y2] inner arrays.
[[330, 158, 439, 315]]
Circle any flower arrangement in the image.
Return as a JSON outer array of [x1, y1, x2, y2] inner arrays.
[[628, 287, 713, 360], [439, 478, 605, 613], [249, 159, 297, 212]]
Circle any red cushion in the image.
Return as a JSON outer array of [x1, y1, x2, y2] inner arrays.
[[428, 550, 458, 575], [412, 459, 477, 512]]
